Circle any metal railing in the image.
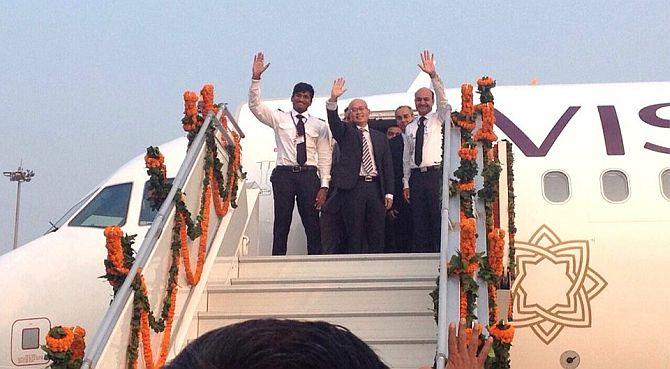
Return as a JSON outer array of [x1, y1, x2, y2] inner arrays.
[[435, 113, 493, 368], [82, 105, 248, 369]]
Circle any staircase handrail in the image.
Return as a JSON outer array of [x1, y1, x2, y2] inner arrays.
[[82, 105, 227, 369]]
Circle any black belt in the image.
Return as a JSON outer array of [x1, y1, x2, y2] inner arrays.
[[411, 165, 441, 173], [275, 165, 317, 173], [358, 175, 378, 182]]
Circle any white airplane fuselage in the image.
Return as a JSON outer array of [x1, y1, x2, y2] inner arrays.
[[1, 80, 668, 368]]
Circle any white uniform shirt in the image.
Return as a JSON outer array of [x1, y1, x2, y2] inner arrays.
[[249, 79, 332, 188], [402, 75, 451, 189]]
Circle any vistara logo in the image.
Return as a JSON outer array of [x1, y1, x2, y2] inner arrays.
[[511, 225, 608, 345]]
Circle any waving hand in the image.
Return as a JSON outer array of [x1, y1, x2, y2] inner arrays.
[[329, 77, 347, 102], [252, 52, 271, 79], [418, 50, 437, 78]]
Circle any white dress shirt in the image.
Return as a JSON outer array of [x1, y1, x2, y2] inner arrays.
[[357, 125, 378, 176], [249, 79, 332, 188], [402, 74, 452, 189]]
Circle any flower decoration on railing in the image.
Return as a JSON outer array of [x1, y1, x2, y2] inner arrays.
[[438, 76, 515, 369], [102, 83, 244, 369], [42, 326, 86, 369]]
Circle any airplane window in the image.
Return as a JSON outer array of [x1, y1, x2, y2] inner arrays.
[[601, 170, 629, 202], [45, 188, 99, 234], [69, 183, 132, 228], [661, 169, 670, 200], [22, 328, 39, 350], [139, 178, 174, 226], [542, 171, 570, 203]]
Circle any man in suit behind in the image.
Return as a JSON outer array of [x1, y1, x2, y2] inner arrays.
[[326, 77, 394, 253]]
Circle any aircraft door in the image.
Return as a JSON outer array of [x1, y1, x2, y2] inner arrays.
[[11, 317, 50, 366]]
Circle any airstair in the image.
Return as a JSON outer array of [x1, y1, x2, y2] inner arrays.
[[81, 107, 444, 369], [83, 90, 510, 368]]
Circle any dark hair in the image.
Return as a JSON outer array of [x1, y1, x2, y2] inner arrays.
[[394, 105, 413, 115], [386, 124, 401, 132], [164, 319, 389, 369], [292, 82, 315, 99]]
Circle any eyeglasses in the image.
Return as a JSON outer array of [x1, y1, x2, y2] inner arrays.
[[349, 107, 368, 113]]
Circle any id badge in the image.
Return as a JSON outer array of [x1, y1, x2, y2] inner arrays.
[[295, 135, 305, 144]]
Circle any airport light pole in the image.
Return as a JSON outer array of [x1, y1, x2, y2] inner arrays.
[[3, 166, 35, 250]]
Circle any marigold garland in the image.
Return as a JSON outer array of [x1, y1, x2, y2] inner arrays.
[[435, 77, 514, 369], [120, 83, 244, 369], [46, 327, 74, 353], [42, 326, 86, 369], [182, 91, 198, 133], [144, 147, 170, 212], [102, 226, 136, 297]]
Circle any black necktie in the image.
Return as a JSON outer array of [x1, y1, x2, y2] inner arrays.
[[296, 114, 307, 165], [414, 116, 426, 166]]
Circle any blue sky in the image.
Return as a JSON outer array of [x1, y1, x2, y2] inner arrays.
[[0, 0, 668, 254]]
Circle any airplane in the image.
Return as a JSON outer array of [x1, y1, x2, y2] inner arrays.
[[1, 73, 669, 369]]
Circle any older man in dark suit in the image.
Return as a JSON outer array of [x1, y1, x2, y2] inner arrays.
[[326, 77, 394, 253]]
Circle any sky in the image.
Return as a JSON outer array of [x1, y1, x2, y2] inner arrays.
[[0, 0, 668, 255]]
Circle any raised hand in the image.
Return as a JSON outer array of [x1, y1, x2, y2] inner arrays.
[[445, 319, 493, 369], [252, 52, 271, 80], [418, 50, 437, 78], [329, 77, 347, 102]]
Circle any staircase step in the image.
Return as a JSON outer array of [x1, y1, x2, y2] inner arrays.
[[210, 253, 440, 280], [197, 310, 437, 341], [206, 281, 436, 314], [228, 275, 437, 286]]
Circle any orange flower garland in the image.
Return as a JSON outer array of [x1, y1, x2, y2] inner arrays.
[[477, 76, 496, 87], [454, 84, 476, 131], [489, 323, 515, 344], [473, 103, 498, 142], [200, 84, 216, 117], [144, 152, 165, 172], [458, 181, 475, 191], [460, 214, 478, 274], [488, 228, 505, 277], [70, 326, 86, 360], [137, 274, 177, 369], [211, 168, 226, 217], [458, 147, 478, 161], [104, 225, 128, 274], [46, 326, 74, 353], [182, 91, 198, 132], [123, 83, 243, 369]]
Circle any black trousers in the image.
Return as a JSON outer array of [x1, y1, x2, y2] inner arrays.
[[270, 168, 321, 255], [320, 210, 344, 254], [409, 170, 442, 252], [385, 197, 413, 253], [340, 180, 385, 253]]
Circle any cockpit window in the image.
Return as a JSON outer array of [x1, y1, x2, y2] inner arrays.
[[69, 183, 132, 228], [601, 170, 630, 202], [139, 178, 174, 226], [45, 188, 99, 234], [542, 171, 570, 203], [661, 169, 670, 200]]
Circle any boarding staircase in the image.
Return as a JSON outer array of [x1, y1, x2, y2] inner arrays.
[[82, 105, 444, 369], [193, 254, 440, 369]]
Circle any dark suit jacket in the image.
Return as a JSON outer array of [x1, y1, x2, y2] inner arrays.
[[327, 107, 394, 198]]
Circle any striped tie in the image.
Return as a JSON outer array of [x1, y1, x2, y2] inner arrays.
[[359, 128, 375, 175]]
